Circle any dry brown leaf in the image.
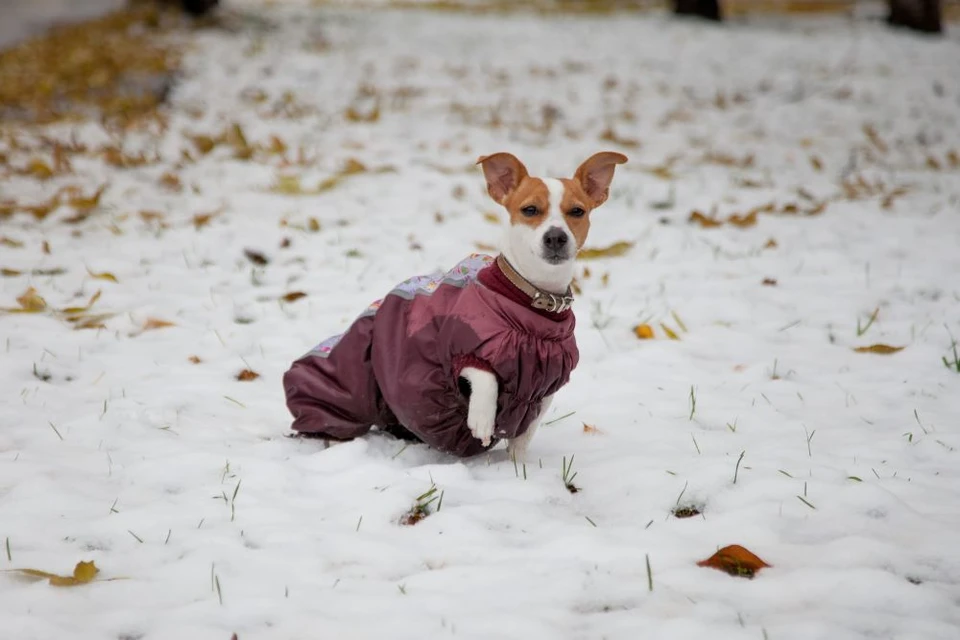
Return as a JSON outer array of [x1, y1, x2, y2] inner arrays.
[[9, 287, 47, 313], [1, 268, 23, 277], [852, 344, 905, 355], [10, 561, 99, 587], [243, 249, 269, 266], [578, 241, 633, 260], [42, 240, 51, 254], [582, 423, 603, 434], [809, 155, 823, 171], [159, 172, 182, 191], [925, 156, 941, 171], [86, 268, 118, 283], [689, 211, 722, 228], [863, 124, 888, 153], [599, 127, 641, 149], [68, 184, 107, 213], [236, 369, 260, 381], [948, 150, 959, 168], [188, 355, 202, 364], [727, 211, 758, 228], [762, 278, 778, 286], [142, 318, 175, 331], [282, 291, 307, 303], [474, 242, 497, 252], [191, 135, 216, 155], [61, 290, 102, 315], [634, 324, 654, 339], [697, 545, 771, 579], [763, 238, 778, 249], [307, 218, 321, 233], [193, 210, 220, 230]]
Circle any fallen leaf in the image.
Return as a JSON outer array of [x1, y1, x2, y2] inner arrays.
[[282, 291, 307, 303], [697, 545, 770, 579], [634, 324, 654, 339], [599, 127, 641, 149], [727, 211, 757, 228], [762, 278, 778, 286], [809, 155, 823, 171], [10, 561, 99, 587], [474, 242, 497, 252], [307, 218, 321, 233], [1, 268, 22, 277], [926, 156, 941, 171], [853, 344, 905, 354], [483, 212, 500, 224], [863, 124, 888, 153], [243, 249, 269, 266], [87, 268, 118, 283], [42, 240, 51, 254], [61, 290, 102, 315], [193, 210, 220, 229], [1, 236, 24, 248], [578, 241, 633, 260], [582, 423, 603, 434], [689, 211, 722, 228], [142, 318, 175, 331], [660, 323, 680, 340], [236, 369, 260, 381], [188, 355, 202, 364], [11, 287, 47, 313]]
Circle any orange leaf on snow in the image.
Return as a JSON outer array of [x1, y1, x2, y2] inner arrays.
[[188, 355, 202, 364], [282, 291, 307, 303], [634, 324, 654, 339], [853, 344, 905, 355], [236, 369, 260, 381], [142, 318, 175, 331], [697, 545, 771, 579], [9, 561, 99, 587], [688, 211, 722, 228], [5, 287, 48, 313], [582, 423, 604, 435]]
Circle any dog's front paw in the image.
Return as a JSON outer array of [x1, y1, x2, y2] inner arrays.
[[467, 403, 496, 447]]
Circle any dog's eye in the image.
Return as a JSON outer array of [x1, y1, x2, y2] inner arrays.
[[521, 205, 538, 217], [567, 207, 585, 218]]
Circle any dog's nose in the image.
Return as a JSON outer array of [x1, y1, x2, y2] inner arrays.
[[543, 227, 569, 250]]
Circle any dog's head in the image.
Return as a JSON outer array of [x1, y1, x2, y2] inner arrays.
[[477, 151, 627, 293]]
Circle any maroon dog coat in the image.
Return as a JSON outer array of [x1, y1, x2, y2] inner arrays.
[[283, 254, 579, 457]]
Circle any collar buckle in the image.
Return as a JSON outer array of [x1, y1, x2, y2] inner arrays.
[[531, 291, 573, 314]]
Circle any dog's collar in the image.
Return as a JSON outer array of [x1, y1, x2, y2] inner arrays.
[[496, 254, 575, 314]]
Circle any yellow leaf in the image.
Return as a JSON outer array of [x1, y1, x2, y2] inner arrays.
[[660, 323, 680, 340], [634, 324, 654, 339], [11, 561, 99, 586], [143, 318, 175, 331], [236, 369, 260, 381], [578, 241, 633, 260], [1, 268, 22, 277], [191, 135, 216, 155], [727, 211, 758, 228], [853, 344, 904, 355], [483, 212, 500, 224], [307, 218, 321, 232], [26, 158, 54, 180], [15, 287, 47, 313], [474, 242, 497, 252], [87, 268, 118, 283]]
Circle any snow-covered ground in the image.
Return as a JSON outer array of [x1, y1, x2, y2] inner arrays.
[[2, 3, 960, 639]]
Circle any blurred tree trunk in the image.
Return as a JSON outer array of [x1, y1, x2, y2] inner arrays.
[[674, 0, 722, 21], [888, 0, 942, 33]]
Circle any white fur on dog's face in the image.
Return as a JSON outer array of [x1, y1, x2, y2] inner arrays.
[[476, 151, 628, 294], [502, 178, 578, 294]]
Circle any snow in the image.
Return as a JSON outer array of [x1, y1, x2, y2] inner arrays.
[[2, 3, 960, 639]]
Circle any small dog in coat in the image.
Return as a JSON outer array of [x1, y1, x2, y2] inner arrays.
[[283, 151, 627, 458]]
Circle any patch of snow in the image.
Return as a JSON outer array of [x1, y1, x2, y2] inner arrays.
[[1, 5, 960, 640]]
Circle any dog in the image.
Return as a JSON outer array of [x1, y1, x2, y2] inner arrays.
[[283, 151, 627, 459]]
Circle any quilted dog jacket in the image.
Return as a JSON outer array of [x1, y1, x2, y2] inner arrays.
[[283, 254, 579, 457]]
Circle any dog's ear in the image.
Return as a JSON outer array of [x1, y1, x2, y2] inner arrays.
[[477, 153, 529, 204], [573, 152, 628, 207]]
